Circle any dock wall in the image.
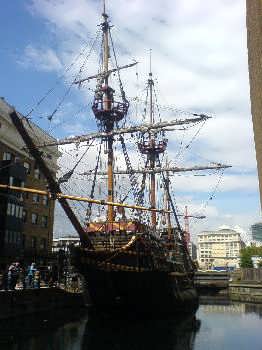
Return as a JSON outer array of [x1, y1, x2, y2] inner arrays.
[[0, 288, 85, 320], [229, 283, 262, 303], [229, 268, 262, 303], [194, 271, 229, 290]]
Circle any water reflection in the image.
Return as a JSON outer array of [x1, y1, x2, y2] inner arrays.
[[0, 312, 200, 350], [82, 315, 201, 350], [1, 301, 262, 350], [0, 312, 87, 350], [244, 303, 262, 318]]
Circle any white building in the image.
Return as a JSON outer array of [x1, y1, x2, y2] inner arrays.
[[52, 236, 80, 253], [197, 228, 245, 270]]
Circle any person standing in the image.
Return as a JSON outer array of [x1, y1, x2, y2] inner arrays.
[[19, 265, 26, 289], [7, 263, 17, 290], [27, 263, 36, 288], [12, 262, 20, 289], [33, 269, 41, 289]]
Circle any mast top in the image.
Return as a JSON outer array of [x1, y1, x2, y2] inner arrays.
[[149, 48, 153, 78], [102, 0, 108, 19]]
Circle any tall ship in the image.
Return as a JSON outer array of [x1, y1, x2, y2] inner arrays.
[[0, 2, 230, 317]]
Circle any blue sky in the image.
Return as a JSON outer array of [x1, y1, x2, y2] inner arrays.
[[1, 1, 53, 112], [1, 0, 261, 239]]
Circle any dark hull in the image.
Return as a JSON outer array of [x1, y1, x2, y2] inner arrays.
[[79, 266, 198, 318]]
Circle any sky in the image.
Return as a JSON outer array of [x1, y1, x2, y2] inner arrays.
[[0, 0, 261, 241]]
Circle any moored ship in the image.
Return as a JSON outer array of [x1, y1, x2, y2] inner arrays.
[[0, 1, 230, 318], [70, 4, 221, 317]]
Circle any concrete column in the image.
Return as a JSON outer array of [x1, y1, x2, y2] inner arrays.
[[246, 0, 262, 209]]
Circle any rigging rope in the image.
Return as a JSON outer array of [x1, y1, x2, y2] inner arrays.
[[46, 31, 100, 122], [85, 139, 103, 221], [156, 155, 195, 271], [119, 135, 140, 203], [137, 157, 149, 207], [109, 28, 128, 104], [25, 30, 100, 119], [155, 154, 181, 233], [58, 139, 95, 184]]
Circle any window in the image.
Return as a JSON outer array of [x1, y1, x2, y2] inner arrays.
[[5, 230, 8, 243], [3, 152, 11, 161], [22, 209, 27, 223], [9, 176, 14, 186], [6, 202, 11, 215], [33, 194, 40, 203], [32, 213, 38, 224], [31, 236, 37, 248], [41, 216, 48, 228], [23, 162, 30, 174], [16, 232, 21, 246], [11, 203, 15, 216], [43, 195, 48, 206], [40, 238, 47, 250], [19, 206, 23, 219], [22, 234, 26, 248], [34, 167, 41, 180], [15, 205, 20, 218]]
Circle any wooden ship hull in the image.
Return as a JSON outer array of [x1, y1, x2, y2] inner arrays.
[[73, 229, 198, 317]]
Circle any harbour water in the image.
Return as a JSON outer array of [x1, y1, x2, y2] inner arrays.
[[1, 301, 262, 350]]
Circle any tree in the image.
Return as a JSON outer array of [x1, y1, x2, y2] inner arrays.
[[240, 252, 253, 268], [240, 246, 262, 268]]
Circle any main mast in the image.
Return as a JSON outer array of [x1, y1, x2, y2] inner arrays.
[[92, 4, 129, 224], [149, 53, 156, 226], [102, 9, 114, 223]]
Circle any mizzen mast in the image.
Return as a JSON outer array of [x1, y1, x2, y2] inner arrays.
[[138, 51, 167, 227]]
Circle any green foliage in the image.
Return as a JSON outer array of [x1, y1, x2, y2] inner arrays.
[[240, 246, 262, 268]]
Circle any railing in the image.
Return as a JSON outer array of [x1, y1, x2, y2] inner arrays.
[[232, 268, 262, 282], [92, 99, 129, 121]]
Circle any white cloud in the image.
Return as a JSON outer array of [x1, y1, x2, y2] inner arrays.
[[21, 0, 261, 235], [172, 173, 258, 193], [18, 45, 63, 72]]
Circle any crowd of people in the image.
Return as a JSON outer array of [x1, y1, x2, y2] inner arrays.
[[0, 262, 58, 291]]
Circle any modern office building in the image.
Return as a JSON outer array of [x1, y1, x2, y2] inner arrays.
[[188, 241, 197, 261], [246, 0, 262, 209], [197, 228, 245, 270], [0, 97, 60, 265], [251, 222, 262, 243]]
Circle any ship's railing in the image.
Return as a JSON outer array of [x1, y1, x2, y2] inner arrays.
[[138, 139, 168, 155], [92, 99, 129, 122], [88, 232, 133, 251]]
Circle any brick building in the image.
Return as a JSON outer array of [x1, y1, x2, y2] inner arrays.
[[246, 0, 262, 208], [0, 97, 60, 265]]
